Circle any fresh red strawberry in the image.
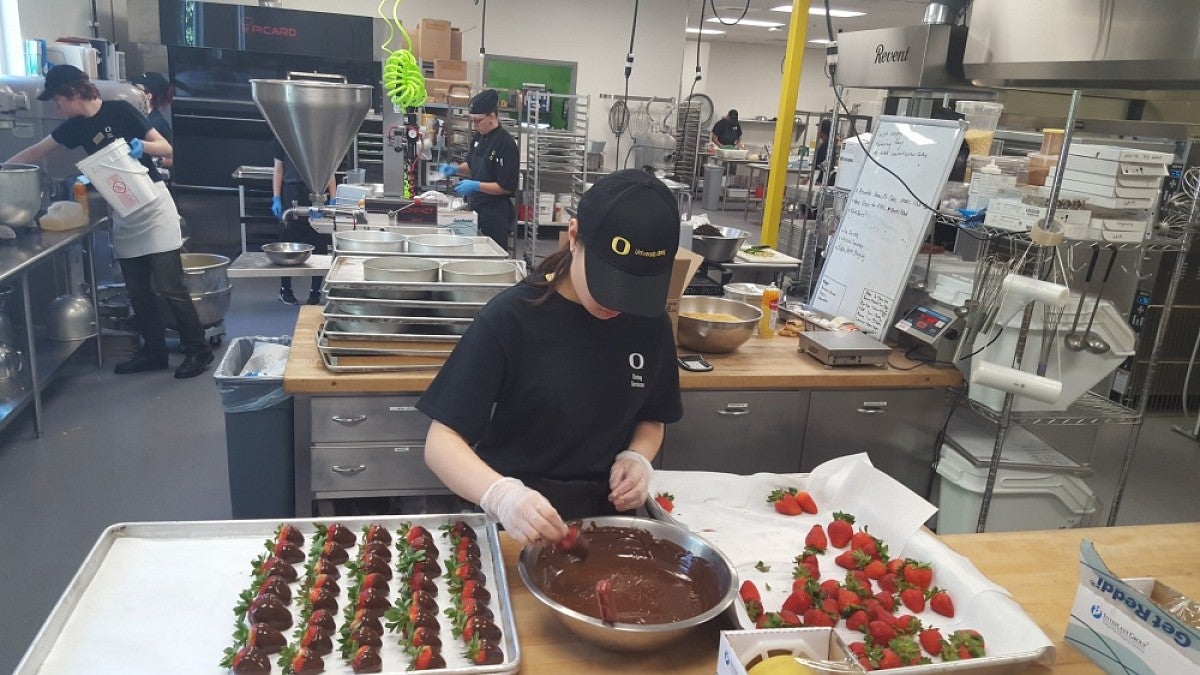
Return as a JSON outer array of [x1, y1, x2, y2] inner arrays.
[[827, 512, 855, 548], [849, 569, 872, 590], [837, 588, 863, 614], [903, 561, 932, 591], [850, 530, 877, 556], [878, 573, 899, 593], [654, 492, 675, 512], [739, 580, 762, 603], [875, 648, 902, 669], [794, 490, 818, 514], [835, 550, 858, 570], [900, 587, 925, 613], [821, 596, 840, 618], [887, 636, 923, 666], [778, 609, 802, 627], [949, 629, 985, 657], [805, 524, 828, 551], [782, 588, 813, 614], [847, 641, 867, 658], [796, 550, 821, 579], [846, 609, 869, 632], [862, 559, 886, 580], [774, 493, 802, 516], [868, 620, 898, 645], [819, 579, 841, 597], [886, 558, 907, 576], [754, 611, 774, 628], [895, 614, 921, 635], [408, 645, 446, 670], [919, 627, 945, 656], [873, 591, 896, 612], [802, 608, 835, 627], [929, 589, 955, 618], [743, 598, 763, 621], [869, 602, 895, 624]]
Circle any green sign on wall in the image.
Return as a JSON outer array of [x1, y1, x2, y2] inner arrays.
[[483, 55, 577, 130]]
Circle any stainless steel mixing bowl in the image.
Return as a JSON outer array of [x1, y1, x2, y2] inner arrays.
[[261, 242, 314, 266], [691, 225, 748, 263], [517, 516, 737, 652], [676, 295, 761, 353]]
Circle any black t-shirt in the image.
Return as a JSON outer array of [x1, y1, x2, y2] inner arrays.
[[148, 108, 172, 145], [417, 280, 683, 483], [712, 117, 742, 146], [465, 125, 519, 211], [272, 140, 305, 186], [52, 100, 163, 182]]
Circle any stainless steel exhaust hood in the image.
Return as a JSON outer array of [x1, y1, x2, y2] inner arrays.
[[835, 24, 967, 91], [964, 0, 1200, 89]]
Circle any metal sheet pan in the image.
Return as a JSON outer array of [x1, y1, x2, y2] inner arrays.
[[317, 325, 455, 357], [323, 256, 525, 296], [324, 292, 486, 314], [319, 346, 444, 372], [335, 236, 507, 259], [321, 323, 463, 344], [15, 514, 519, 675]]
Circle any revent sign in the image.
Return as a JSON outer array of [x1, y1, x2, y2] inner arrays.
[[875, 44, 911, 64]]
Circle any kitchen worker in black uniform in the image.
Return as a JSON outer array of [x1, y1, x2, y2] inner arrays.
[[417, 170, 684, 545], [711, 108, 743, 147], [437, 89, 519, 249]]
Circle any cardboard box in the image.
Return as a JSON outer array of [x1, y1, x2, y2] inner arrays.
[[422, 77, 470, 104], [434, 59, 467, 81], [1068, 143, 1174, 165], [1065, 540, 1200, 674], [412, 18, 451, 61], [451, 27, 462, 60], [668, 249, 704, 343], [716, 628, 851, 675]]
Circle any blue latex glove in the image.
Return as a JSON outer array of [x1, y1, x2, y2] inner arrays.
[[128, 138, 144, 159], [271, 196, 283, 219], [454, 179, 481, 196], [437, 162, 457, 178]]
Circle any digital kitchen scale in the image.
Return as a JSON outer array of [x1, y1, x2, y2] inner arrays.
[[797, 330, 892, 367], [894, 301, 963, 365]]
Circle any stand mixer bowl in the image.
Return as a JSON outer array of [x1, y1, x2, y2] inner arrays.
[[0, 164, 44, 227]]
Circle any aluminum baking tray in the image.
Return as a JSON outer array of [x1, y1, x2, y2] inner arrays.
[[323, 256, 526, 297], [334, 236, 506, 259], [324, 312, 473, 333], [317, 324, 455, 357], [325, 292, 486, 315], [321, 322, 463, 344], [319, 346, 444, 372], [15, 514, 519, 674]]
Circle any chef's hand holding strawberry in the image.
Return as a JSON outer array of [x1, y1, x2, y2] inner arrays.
[[609, 449, 654, 512], [480, 476, 568, 546]]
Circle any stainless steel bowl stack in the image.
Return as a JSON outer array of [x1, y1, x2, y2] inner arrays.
[[691, 225, 748, 263], [517, 516, 737, 652], [676, 295, 761, 353], [261, 242, 315, 266]]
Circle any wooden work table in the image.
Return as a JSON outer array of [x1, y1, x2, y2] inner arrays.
[[498, 523, 1200, 673], [283, 306, 961, 394]]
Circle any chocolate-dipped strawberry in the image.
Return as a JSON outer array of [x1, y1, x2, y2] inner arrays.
[[467, 638, 504, 666], [458, 596, 494, 621], [408, 625, 441, 649], [455, 537, 481, 561], [404, 569, 437, 596], [313, 557, 341, 579], [248, 594, 293, 631], [277, 523, 305, 547], [297, 623, 333, 656], [362, 523, 391, 546], [224, 644, 271, 673], [356, 553, 392, 579], [254, 554, 298, 583], [350, 645, 383, 673], [321, 522, 356, 548], [245, 622, 286, 654], [267, 537, 305, 564], [407, 645, 445, 671], [260, 574, 293, 604], [460, 615, 501, 643], [460, 579, 490, 604], [442, 520, 477, 542], [360, 572, 390, 596], [307, 586, 338, 614], [320, 539, 349, 565], [308, 608, 337, 634], [360, 540, 391, 561], [348, 625, 383, 650], [355, 587, 391, 617], [279, 646, 323, 674], [311, 573, 340, 596]]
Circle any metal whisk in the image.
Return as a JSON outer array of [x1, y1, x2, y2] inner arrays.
[[1036, 247, 1070, 376], [954, 256, 1011, 363]]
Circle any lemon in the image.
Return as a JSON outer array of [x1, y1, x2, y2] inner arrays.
[[746, 655, 816, 675]]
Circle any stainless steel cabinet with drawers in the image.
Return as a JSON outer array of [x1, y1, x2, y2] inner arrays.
[[662, 390, 809, 474], [800, 388, 952, 496], [296, 394, 448, 514]]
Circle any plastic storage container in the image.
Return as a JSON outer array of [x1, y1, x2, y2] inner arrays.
[[966, 155, 1029, 208], [214, 336, 294, 518], [957, 101, 1004, 156], [935, 444, 1097, 534]]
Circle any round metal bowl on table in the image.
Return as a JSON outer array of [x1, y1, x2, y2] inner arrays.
[[677, 295, 760, 354], [407, 233, 475, 256], [691, 225, 748, 263], [517, 516, 737, 652], [0, 163, 43, 227], [261, 242, 314, 266], [333, 230, 405, 253], [361, 256, 440, 299]]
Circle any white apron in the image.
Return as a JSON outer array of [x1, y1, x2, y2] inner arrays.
[[110, 181, 183, 259]]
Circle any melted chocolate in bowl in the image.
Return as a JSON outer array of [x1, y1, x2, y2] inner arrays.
[[533, 524, 722, 624]]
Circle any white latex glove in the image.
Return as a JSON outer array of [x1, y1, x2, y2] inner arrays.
[[609, 450, 653, 512], [479, 477, 567, 546]]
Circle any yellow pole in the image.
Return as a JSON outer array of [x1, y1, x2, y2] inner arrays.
[[759, 0, 811, 247]]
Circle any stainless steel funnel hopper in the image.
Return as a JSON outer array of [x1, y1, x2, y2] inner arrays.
[[250, 79, 372, 204]]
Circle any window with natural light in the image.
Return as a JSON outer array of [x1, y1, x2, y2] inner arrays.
[[0, 0, 24, 76]]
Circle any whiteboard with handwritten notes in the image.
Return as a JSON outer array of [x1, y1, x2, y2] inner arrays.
[[809, 116, 965, 338]]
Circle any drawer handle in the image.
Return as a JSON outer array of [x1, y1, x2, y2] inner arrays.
[[330, 414, 367, 425], [856, 407, 886, 414], [331, 464, 367, 475], [388, 406, 419, 413], [393, 447, 416, 453], [717, 403, 750, 416]]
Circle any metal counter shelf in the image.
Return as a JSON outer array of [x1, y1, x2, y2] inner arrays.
[[964, 390, 1143, 426]]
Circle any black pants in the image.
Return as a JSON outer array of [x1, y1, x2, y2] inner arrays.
[[119, 248, 207, 356], [474, 200, 516, 251], [279, 182, 332, 293]]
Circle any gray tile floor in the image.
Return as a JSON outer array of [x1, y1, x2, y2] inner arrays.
[[1, 218, 1198, 672]]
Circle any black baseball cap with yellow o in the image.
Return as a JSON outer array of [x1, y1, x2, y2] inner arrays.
[[576, 169, 680, 317], [37, 64, 88, 101]]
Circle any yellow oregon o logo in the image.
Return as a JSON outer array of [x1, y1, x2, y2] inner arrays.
[[611, 236, 631, 255]]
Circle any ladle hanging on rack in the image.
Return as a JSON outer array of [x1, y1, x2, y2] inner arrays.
[[1065, 246, 1117, 352]]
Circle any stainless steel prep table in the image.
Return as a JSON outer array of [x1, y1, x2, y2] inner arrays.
[[0, 220, 102, 436], [228, 252, 334, 278]]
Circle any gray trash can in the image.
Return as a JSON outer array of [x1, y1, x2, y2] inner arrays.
[[703, 163, 724, 210], [214, 336, 294, 519]]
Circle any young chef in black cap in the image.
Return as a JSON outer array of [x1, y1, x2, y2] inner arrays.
[[418, 169, 684, 545], [436, 89, 519, 248], [7, 65, 213, 379]]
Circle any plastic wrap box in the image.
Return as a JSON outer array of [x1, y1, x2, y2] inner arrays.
[[716, 628, 851, 675], [1065, 540, 1200, 674]]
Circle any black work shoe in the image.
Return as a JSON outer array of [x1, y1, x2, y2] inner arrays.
[[114, 350, 169, 374], [279, 288, 299, 305], [174, 351, 214, 379], [306, 291, 322, 305]]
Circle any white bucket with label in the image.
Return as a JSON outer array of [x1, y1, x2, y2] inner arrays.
[[75, 139, 158, 217]]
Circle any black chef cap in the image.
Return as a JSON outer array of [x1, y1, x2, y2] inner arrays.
[[470, 89, 499, 115], [728, 109, 738, 121]]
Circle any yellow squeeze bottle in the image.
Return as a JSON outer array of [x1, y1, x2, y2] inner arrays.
[[759, 283, 780, 338]]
